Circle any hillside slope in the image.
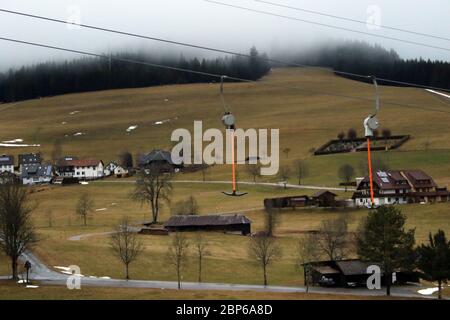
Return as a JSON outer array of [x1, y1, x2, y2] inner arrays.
[[1, 67, 450, 185]]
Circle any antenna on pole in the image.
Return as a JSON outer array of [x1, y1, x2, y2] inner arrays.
[[364, 76, 380, 208]]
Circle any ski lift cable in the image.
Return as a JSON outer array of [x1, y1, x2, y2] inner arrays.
[[255, 0, 450, 42], [1, 8, 450, 93], [1, 36, 450, 116], [203, 0, 450, 53]]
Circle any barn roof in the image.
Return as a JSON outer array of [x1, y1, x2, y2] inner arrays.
[[164, 214, 251, 227], [18, 153, 41, 165], [312, 190, 337, 198], [141, 149, 174, 165], [335, 260, 383, 275]]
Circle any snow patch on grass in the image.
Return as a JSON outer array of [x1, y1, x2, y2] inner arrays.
[[417, 287, 439, 295]]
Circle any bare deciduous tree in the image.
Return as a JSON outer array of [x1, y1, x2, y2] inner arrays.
[[167, 232, 190, 289], [194, 233, 209, 283], [246, 163, 261, 183], [131, 163, 173, 224], [316, 216, 349, 261], [51, 139, 63, 165], [248, 234, 280, 286], [110, 217, 144, 280], [76, 193, 94, 226], [296, 234, 320, 292], [293, 159, 308, 185], [264, 202, 279, 237], [0, 183, 38, 280], [338, 164, 355, 192], [277, 165, 291, 189], [171, 195, 199, 216]]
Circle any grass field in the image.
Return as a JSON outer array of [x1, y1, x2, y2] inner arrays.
[[0, 68, 449, 298]]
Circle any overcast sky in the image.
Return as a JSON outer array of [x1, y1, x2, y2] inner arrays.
[[0, 0, 449, 70]]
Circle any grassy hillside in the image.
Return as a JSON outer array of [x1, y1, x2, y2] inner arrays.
[[0, 68, 449, 297], [1, 67, 450, 185]]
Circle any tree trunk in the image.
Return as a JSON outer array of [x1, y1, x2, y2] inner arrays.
[[263, 264, 267, 286], [177, 264, 181, 290], [125, 264, 129, 280], [83, 214, 87, 226], [386, 273, 391, 296], [11, 257, 18, 280], [198, 256, 202, 283], [438, 279, 442, 300]]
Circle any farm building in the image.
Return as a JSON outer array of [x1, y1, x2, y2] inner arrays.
[[353, 170, 450, 206], [139, 149, 182, 171], [164, 214, 251, 235], [0, 154, 14, 174], [312, 190, 337, 207], [18, 153, 41, 173], [306, 259, 419, 288], [104, 162, 128, 177], [264, 195, 310, 209], [56, 157, 104, 180], [21, 164, 54, 185]]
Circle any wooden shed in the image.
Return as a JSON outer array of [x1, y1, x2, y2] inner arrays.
[[164, 214, 251, 235]]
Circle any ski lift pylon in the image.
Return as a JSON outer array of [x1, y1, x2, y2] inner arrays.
[[219, 75, 247, 197]]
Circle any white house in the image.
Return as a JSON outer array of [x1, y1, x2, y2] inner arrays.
[[0, 155, 14, 174], [21, 164, 54, 185], [57, 158, 104, 180], [353, 170, 450, 206], [113, 165, 128, 177], [104, 162, 119, 176]]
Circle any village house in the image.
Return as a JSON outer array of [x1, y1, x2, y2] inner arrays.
[[56, 157, 104, 180], [104, 161, 128, 177], [21, 164, 54, 185], [164, 214, 252, 235], [353, 170, 450, 206], [0, 154, 14, 174], [18, 153, 41, 173]]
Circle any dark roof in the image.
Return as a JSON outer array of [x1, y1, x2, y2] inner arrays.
[[357, 170, 412, 191], [403, 170, 437, 188], [0, 155, 14, 166], [335, 260, 382, 276], [58, 159, 103, 167], [21, 164, 53, 178], [18, 153, 41, 165], [164, 214, 251, 228], [312, 190, 337, 198], [140, 150, 174, 165], [310, 265, 340, 275]]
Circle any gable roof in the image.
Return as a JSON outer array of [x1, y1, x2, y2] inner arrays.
[[313, 190, 337, 198], [21, 164, 53, 178], [0, 155, 14, 166], [58, 159, 103, 167], [18, 153, 41, 165], [357, 170, 412, 191], [164, 214, 251, 228], [140, 150, 174, 165]]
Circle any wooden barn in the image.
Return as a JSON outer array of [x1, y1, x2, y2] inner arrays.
[[264, 195, 310, 209], [164, 214, 251, 235], [306, 259, 419, 288], [311, 190, 337, 207]]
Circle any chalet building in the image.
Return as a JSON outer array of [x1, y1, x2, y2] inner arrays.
[[139, 149, 182, 171], [164, 214, 251, 235], [56, 157, 104, 180], [21, 164, 54, 185], [264, 191, 340, 209], [18, 153, 41, 172], [0, 154, 14, 174], [353, 170, 450, 206], [307, 259, 419, 288]]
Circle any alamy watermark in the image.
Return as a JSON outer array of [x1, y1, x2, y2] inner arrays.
[[171, 121, 280, 175], [366, 5, 381, 30], [66, 265, 82, 290]]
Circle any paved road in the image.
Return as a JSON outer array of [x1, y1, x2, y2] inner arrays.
[[95, 179, 355, 192], [11, 251, 437, 299]]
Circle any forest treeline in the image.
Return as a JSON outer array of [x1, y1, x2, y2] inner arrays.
[[0, 47, 270, 103], [290, 41, 450, 89]]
